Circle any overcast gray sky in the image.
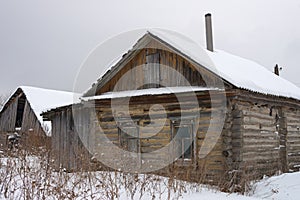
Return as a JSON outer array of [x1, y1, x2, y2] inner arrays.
[[1, 0, 300, 94]]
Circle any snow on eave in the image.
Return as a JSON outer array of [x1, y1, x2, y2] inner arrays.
[[81, 86, 222, 101], [41, 101, 83, 117]]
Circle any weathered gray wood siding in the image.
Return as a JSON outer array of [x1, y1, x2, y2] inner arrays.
[[96, 40, 224, 95], [284, 108, 300, 172], [0, 97, 18, 132], [0, 92, 45, 136], [50, 106, 92, 171], [21, 100, 44, 134]]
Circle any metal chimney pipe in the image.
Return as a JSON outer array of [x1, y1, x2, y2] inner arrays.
[[205, 13, 214, 52], [274, 64, 280, 76]]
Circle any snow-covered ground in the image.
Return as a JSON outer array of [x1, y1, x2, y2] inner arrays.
[[250, 172, 300, 200], [0, 155, 299, 199]]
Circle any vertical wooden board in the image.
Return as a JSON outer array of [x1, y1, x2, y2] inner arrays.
[[55, 114, 59, 169], [84, 108, 89, 150], [143, 63, 149, 86], [89, 109, 96, 156], [59, 111, 63, 168], [65, 109, 70, 170], [70, 108, 78, 170], [11, 98, 18, 131], [27, 101, 34, 132], [137, 64, 143, 88], [60, 111, 66, 168], [0, 98, 18, 131], [68, 109, 75, 170], [63, 110, 69, 169], [58, 113, 62, 169], [53, 113, 60, 169], [160, 50, 167, 86], [20, 100, 28, 132], [73, 122, 79, 170]]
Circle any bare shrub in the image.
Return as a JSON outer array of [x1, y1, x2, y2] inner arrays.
[[225, 161, 271, 194]]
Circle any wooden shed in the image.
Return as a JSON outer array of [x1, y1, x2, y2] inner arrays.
[[0, 86, 76, 137], [42, 19, 300, 184]]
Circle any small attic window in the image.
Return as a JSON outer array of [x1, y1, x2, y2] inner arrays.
[[15, 94, 26, 128], [144, 51, 160, 88]]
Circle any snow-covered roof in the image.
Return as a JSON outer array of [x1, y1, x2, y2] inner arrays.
[[85, 29, 300, 100], [1, 86, 80, 133], [82, 86, 221, 101], [206, 50, 300, 99], [150, 29, 300, 100], [19, 86, 80, 118]]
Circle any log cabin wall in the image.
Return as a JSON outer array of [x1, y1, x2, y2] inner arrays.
[[228, 92, 300, 182], [231, 99, 281, 179], [91, 90, 229, 183], [45, 90, 300, 183], [283, 107, 300, 172]]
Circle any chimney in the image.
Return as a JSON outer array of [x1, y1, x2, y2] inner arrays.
[[205, 13, 214, 52], [274, 64, 279, 76]]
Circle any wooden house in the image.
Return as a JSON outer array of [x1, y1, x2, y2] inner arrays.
[[42, 15, 300, 184], [0, 86, 76, 138]]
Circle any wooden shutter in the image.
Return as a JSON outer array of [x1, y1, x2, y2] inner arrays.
[[144, 52, 160, 88]]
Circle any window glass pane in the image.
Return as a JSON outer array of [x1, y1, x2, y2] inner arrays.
[[174, 126, 193, 160], [177, 127, 189, 138], [183, 138, 193, 159]]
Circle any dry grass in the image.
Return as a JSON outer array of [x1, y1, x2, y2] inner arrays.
[[0, 130, 258, 199], [0, 136, 201, 200], [0, 153, 204, 199]]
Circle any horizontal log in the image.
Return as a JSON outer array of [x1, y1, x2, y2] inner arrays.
[[241, 110, 273, 120], [242, 125, 276, 132]]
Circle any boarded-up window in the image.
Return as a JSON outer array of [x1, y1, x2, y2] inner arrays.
[[144, 52, 160, 88]]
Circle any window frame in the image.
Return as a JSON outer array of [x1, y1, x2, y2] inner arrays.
[[117, 119, 141, 165], [170, 117, 197, 165]]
